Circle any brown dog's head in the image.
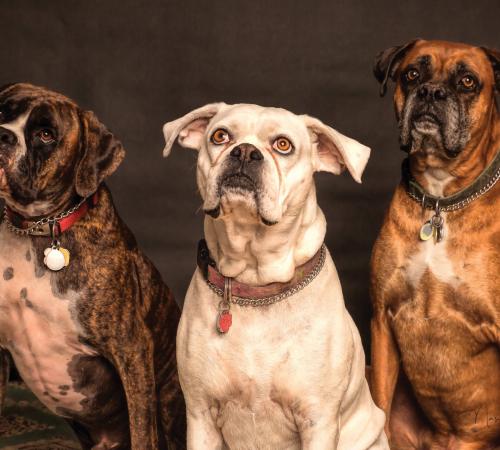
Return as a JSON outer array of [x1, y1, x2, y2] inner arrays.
[[374, 39, 500, 160], [0, 83, 125, 217]]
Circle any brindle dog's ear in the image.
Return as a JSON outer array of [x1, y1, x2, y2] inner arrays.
[[75, 110, 125, 198], [374, 39, 420, 97], [481, 47, 500, 92], [0, 83, 17, 93]]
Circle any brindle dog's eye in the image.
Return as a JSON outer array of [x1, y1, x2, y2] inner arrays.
[[210, 128, 230, 145], [460, 75, 476, 89], [405, 69, 420, 82], [38, 129, 55, 145], [272, 137, 293, 155]]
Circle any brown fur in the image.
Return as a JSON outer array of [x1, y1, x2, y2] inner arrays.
[[0, 84, 186, 449], [371, 40, 500, 449]]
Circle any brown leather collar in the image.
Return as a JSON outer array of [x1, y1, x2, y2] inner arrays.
[[197, 239, 326, 306]]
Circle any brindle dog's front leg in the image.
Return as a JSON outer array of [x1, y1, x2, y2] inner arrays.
[[108, 321, 159, 450], [0, 349, 9, 415]]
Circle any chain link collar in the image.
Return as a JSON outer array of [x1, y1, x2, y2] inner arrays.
[[202, 243, 327, 307], [3, 196, 90, 236], [402, 151, 500, 212]]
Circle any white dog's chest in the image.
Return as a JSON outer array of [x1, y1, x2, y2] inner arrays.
[[177, 266, 357, 449], [183, 309, 311, 448], [0, 228, 96, 415]]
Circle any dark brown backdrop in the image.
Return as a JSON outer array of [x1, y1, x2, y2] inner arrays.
[[0, 0, 498, 354]]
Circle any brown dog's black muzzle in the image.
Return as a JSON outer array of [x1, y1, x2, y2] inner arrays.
[[417, 83, 449, 102]]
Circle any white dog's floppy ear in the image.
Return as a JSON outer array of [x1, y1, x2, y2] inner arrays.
[[162, 103, 226, 157], [302, 115, 371, 183]]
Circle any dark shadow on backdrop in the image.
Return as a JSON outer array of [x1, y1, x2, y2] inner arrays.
[[0, 0, 498, 359]]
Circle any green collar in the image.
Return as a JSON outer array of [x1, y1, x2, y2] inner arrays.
[[402, 151, 500, 212]]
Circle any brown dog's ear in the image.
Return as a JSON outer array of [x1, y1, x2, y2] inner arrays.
[[481, 47, 500, 91], [374, 39, 420, 97], [75, 110, 125, 198]]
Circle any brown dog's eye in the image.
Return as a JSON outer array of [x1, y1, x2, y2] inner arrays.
[[406, 69, 420, 81], [210, 128, 230, 145], [38, 129, 55, 144], [460, 75, 476, 89], [272, 137, 293, 155]]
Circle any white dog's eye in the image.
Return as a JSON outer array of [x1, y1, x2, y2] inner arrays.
[[210, 128, 230, 145], [272, 137, 293, 155]]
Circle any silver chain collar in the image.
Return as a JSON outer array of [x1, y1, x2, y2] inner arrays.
[[206, 244, 327, 307], [406, 164, 500, 212], [3, 197, 88, 236]]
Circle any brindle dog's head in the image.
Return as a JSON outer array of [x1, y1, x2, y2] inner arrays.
[[0, 83, 125, 217], [374, 40, 500, 160]]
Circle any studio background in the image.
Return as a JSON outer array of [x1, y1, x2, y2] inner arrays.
[[0, 0, 498, 355]]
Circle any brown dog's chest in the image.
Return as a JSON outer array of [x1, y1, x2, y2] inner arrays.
[[373, 185, 500, 438]]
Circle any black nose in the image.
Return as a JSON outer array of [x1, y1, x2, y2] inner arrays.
[[417, 84, 448, 101], [230, 143, 263, 162], [0, 127, 17, 146]]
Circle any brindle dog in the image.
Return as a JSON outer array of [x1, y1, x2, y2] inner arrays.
[[0, 83, 185, 449], [370, 40, 500, 450]]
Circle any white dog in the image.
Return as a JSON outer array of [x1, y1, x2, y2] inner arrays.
[[163, 103, 388, 450]]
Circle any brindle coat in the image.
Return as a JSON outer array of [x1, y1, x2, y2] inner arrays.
[[370, 40, 500, 450], [0, 84, 185, 449]]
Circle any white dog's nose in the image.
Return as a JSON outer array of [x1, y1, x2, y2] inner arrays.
[[230, 143, 263, 162]]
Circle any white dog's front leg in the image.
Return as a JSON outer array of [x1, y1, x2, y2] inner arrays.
[[297, 414, 340, 450], [186, 408, 225, 450]]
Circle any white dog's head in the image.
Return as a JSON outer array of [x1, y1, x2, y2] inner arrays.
[[163, 103, 370, 225]]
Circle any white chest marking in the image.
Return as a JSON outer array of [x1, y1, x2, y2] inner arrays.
[[0, 228, 97, 416], [406, 233, 459, 289], [423, 168, 455, 197]]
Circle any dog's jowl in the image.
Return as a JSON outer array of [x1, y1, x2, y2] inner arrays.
[[163, 103, 389, 450], [371, 40, 500, 450], [0, 83, 185, 450]]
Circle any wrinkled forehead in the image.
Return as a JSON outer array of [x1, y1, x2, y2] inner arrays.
[[0, 83, 78, 127], [402, 41, 493, 81], [210, 104, 309, 142]]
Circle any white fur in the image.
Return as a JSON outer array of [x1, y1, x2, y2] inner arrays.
[[0, 224, 97, 416], [423, 168, 455, 197], [164, 104, 388, 449], [1, 111, 29, 159], [164, 104, 370, 285], [406, 215, 459, 289]]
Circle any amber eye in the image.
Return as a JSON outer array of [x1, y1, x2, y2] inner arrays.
[[210, 128, 230, 145], [406, 69, 420, 81], [38, 129, 55, 144], [460, 75, 476, 89], [272, 137, 293, 154]]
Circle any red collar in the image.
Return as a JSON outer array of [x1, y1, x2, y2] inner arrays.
[[197, 239, 326, 305], [4, 193, 98, 237]]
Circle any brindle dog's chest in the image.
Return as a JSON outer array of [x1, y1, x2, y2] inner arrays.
[[0, 227, 97, 416]]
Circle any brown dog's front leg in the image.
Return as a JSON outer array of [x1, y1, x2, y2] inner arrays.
[[0, 349, 9, 415], [110, 324, 159, 450], [370, 310, 400, 436]]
